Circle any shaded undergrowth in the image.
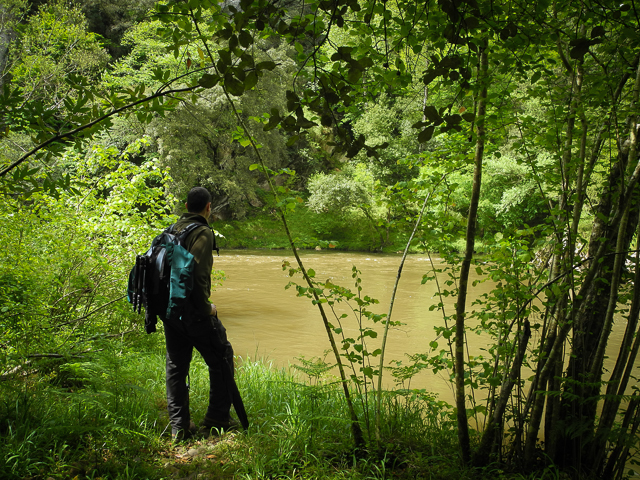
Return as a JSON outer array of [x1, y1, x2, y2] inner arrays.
[[0, 340, 563, 479]]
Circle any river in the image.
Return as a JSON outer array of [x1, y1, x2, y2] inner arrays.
[[213, 249, 628, 406]]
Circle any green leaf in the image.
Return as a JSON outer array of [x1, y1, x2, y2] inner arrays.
[[244, 71, 258, 91], [320, 114, 333, 127], [256, 61, 277, 71], [418, 126, 435, 143], [569, 38, 592, 60], [239, 30, 253, 48], [249, 164, 259, 171], [229, 34, 238, 51], [531, 71, 541, 84], [219, 46, 232, 63], [224, 75, 245, 96], [462, 112, 475, 123], [198, 74, 219, 88], [423, 106, 440, 122]]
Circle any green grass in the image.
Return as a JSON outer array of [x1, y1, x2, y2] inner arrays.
[[215, 206, 412, 253], [214, 204, 493, 254], [0, 337, 569, 480], [0, 340, 171, 479]]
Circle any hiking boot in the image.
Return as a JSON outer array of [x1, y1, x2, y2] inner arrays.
[[199, 415, 240, 436], [171, 421, 197, 443]]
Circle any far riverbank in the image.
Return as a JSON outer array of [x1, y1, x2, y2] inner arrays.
[[214, 207, 484, 253]]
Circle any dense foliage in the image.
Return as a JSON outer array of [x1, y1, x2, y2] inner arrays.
[[1, 0, 640, 478]]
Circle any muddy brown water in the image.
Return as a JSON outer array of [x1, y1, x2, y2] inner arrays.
[[213, 249, 629, 406]]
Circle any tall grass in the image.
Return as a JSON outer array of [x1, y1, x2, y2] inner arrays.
[[0, 340, 167, 479], [0, 341, 560, 479]]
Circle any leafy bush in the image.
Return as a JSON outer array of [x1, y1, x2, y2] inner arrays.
[[0, 138, 175, 376]]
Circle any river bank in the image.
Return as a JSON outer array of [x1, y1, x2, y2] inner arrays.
[[213, 203, 498, 258], [2, 248, 630, 479], [2, 239, 623, 479], [214, 207, 422, 253], [0, 347, 564, 480]]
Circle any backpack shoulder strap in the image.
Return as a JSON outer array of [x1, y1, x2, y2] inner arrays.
[[178, 222, 219, 256], [178, 222, 206, 239]]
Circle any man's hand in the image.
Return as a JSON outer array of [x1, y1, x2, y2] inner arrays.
[[210, 303, 217, 316]]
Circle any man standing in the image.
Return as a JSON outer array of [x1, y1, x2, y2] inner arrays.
[[162, 186, 240, 441]]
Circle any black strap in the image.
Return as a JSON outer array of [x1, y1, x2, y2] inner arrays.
[[172, 222, 204, 241], [223, 361, 249, 430], [171, 222, 219, 256], [210, 314, 249, 430]]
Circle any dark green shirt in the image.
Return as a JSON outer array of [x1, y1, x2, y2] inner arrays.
[[174, 213, 214, 317]]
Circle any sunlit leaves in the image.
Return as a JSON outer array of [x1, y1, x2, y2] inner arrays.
[[0, 138, 175, 368]]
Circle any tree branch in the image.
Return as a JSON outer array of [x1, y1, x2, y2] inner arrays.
[[1, 86, 198, 177]]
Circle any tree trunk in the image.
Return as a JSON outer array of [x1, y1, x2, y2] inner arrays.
[[588, 58, 640, 474], [557, 57, 640, 471], [474, 319, 531, 464], [454, 47, 488, 464]]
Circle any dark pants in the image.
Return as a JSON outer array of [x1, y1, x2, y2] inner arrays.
[[162, 315, 234, 432]]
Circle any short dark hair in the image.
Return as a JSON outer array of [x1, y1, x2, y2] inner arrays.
[[186, 187, 211, 213]]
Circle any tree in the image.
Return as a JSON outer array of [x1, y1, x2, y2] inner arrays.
[[0, 0, 26, 91], [0, 137, 174, 375], [8, 0, 109, 112], [307, 167, 388, 248], [80, 0, 157, 59], [3, 0, 640, 475]]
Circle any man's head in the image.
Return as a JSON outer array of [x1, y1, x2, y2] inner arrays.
[[186, 187, 212, 217]]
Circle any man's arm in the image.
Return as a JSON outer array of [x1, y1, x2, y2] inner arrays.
[[188, 227, 215, 316]]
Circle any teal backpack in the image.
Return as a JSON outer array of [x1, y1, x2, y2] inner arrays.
[[127, 222, 213, 333]]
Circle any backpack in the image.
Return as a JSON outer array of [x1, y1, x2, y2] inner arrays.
[[127, 222, 216, 333]]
